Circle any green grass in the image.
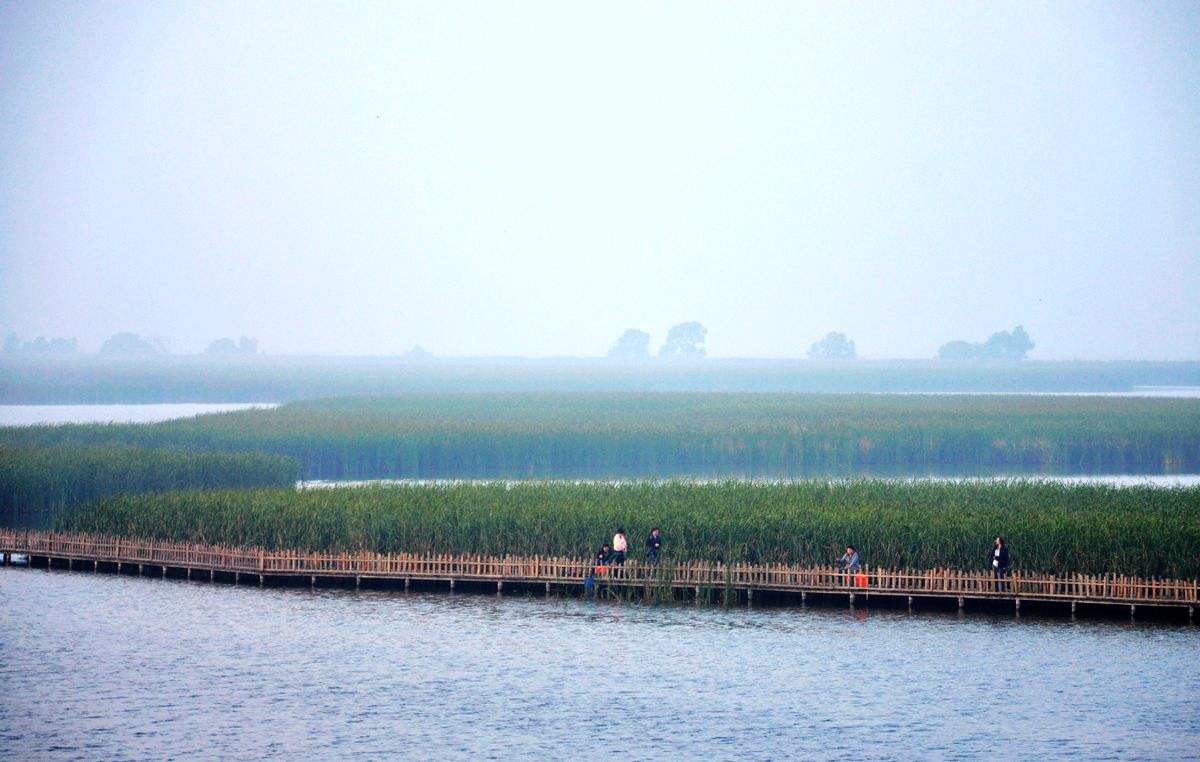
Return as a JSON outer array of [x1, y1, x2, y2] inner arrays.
[[1, 445, 298, 528], [5, 393, 1198, 478], [57, 480, 1200, 578]]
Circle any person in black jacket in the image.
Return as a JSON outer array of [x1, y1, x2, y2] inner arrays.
[[646, 527, 663, 565], [595, 543, 612, 566], [991, 536, 1011, 591]]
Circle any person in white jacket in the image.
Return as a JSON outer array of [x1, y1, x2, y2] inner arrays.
[[611, 528, 628, 566]]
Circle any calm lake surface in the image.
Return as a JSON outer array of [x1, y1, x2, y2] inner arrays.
[[0, 403, 276, 426], [881, 386, 1200, 398], [2, 569, 1196, 760], [302, 474, 1200, 489]]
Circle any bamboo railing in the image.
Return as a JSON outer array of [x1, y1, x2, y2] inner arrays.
[[2, 530, 1197, 607]]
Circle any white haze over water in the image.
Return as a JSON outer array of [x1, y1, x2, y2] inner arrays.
[[0, 403, 276, 426], [1, 2, 1198, 359]]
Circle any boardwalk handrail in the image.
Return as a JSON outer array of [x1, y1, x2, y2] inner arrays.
[[2, 529, 1197, 606]]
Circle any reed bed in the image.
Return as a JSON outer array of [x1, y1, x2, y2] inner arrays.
[[1, 445, 298, 527], [56, 480, 1200, 578], [6, 393, 1199, 479]]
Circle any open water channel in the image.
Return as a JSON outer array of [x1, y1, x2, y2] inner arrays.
[[2, 401, 1199, 757], [1, 567, 1197, 759]]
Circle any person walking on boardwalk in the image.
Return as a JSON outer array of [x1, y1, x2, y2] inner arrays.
[[991, 536, 1011, 591], [838, 545, 861, 586], [612, 528, 628, 566], [646, 527, 663, 565]]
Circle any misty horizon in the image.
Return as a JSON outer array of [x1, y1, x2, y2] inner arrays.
[[2, 2, 1198, 361], [0, 323, 1112, 362]]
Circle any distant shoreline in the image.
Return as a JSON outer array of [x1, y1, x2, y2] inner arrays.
[[2, 357, 1199, 404]]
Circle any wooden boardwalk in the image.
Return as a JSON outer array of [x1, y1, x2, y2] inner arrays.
[[2, 530, 1196, 619]]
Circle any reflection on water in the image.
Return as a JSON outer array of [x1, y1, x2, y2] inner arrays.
[[0, 403, 277, 426], [1, 569, 1196, 758]]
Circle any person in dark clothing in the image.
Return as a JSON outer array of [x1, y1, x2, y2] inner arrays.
[[838, 544, 861, 587], [592, 543, 614, 587], [646, 527, 663, 565], [991, 536, 1011, 591]]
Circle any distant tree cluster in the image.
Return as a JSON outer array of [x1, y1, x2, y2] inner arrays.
[[205, 336, 260, 355], [607, 322, 707, 361], [808, 332, 856, 360], [100, 332, 163, 356], [399, 345, 433, 361], [659, 322, 707, 360], [3, 333, 78, 354], [607, 329, 651, 360], [938, 326, 1034, 360]]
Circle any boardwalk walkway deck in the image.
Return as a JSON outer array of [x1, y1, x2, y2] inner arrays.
[[2, 530, 1195, 620]]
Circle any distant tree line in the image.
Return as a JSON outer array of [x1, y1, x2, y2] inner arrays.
[[608, 324, 865, 361], [608, 322, 708, 361], [808, 332, 856, 360], [938, 326, 1034, 361], [3, 333, 77, 355], [5, 325, 1036, 361], [99, 333, 166, 355], [3, 332, 265, 356], [205, 336, 260, 355]]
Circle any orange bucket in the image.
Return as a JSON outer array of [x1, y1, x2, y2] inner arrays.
[[854, 572, 868, 588], [596, 565, 609, 576]]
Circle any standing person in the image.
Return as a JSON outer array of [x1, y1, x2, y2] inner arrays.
[[611, 528, 628, 566], [646, 527, 663, 565], [838, 545, 861, 586], [991, 536, 1011, 591]]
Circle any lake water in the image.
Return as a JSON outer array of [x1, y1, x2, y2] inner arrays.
[[1, 568, 1196, 759], [0, 403, 276, 426], [301, 474, 1200, 489], [882, 386, 1200, 398]]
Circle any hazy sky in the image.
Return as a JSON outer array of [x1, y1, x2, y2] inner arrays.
[[1, 1, 1197, 359]]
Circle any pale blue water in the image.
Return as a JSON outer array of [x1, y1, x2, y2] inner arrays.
[[300, 474, 1200, 489], [1, 567, 1197, 760], [2, 386, 1197, 428], [0, 403, 276, 426]]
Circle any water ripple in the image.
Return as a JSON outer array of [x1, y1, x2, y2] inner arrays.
[[1, 568, 1197, 759]]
